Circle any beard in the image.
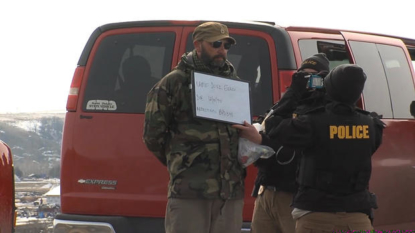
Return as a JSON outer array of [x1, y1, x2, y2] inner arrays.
[[200, 45, 226, 68]]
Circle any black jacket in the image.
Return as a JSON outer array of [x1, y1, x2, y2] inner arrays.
[[270, 102, 385, 213], [252, 88, 327, 195]]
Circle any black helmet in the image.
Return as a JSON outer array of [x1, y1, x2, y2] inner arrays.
[[324, 64, 367, 105]]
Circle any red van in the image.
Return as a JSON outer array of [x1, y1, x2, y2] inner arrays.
[[0, 140, 16, 233], [54, 20, 415, 232]]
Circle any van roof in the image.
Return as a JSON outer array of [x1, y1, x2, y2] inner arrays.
[[78, 20, 288, 66], [78, 20, 415, 66], [97, 20, 415, 42], [98, 20, 279, 34]]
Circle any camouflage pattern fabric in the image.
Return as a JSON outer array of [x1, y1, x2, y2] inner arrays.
[[143, 50, 245, 200]]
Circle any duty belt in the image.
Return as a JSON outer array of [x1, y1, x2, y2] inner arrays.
[[260, 185, 277, 192]]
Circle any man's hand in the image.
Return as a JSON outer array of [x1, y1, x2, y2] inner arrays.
[[232, 121, 262, 144]]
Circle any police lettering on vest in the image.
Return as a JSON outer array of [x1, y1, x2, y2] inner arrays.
[[329, 125, 369, 139]]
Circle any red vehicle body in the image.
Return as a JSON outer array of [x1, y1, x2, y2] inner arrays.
[[54, 20, 415, 232], [0, 140, 15, 233]]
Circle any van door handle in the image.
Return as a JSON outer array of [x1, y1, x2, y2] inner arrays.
[[80, 115, 93, 119]]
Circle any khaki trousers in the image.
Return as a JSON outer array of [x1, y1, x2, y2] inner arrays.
[[165, 198, 244, 233], [251, 187, 295, 233], [296, 212, 373, 233]]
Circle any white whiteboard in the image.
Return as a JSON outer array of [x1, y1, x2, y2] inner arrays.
[[192, 71, 252, 124]]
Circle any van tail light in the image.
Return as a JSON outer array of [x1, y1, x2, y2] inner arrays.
[[66, 66, 85, 112], [278, 70, 296, 98]]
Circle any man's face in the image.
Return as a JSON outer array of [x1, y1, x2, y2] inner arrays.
[[198, 39, 231, 68]]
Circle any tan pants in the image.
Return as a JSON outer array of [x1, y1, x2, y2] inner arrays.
[[165, 198, 244, 233], [296, 212, 373, 233], [251, 187, 295, 233]]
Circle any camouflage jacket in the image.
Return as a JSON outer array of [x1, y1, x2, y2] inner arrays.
[[143, 50, 245, 200]]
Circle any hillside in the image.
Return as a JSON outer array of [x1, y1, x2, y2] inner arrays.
[[0, 112, 65, 178]]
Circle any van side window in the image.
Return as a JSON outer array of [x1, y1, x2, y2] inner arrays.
[[83, 32, 175, 113], [377, 44, 415, 119], [298, 40, 350, 70], [348, 41, 393, 118], [408, 48, 415, 72], [350, 41, 415, 119], [186, 34, 273, 117]]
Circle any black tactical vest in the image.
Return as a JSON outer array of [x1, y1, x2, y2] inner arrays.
[[293, 104, 377, 212]]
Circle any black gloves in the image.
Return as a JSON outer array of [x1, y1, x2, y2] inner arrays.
[[290, 70, 329, 95], [290, 71, 310, 95]]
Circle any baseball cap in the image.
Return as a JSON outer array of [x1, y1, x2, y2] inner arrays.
[[192, 22, 236, 45]]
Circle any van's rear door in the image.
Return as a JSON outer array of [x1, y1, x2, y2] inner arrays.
[[342, 32, 415, 229], [61, 25, 183, 218]]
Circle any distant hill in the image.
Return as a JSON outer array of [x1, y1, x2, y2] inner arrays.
[[0, 112, 65, 178]]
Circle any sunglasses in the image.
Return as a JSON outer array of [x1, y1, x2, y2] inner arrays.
[[210, 41, 232, 50]]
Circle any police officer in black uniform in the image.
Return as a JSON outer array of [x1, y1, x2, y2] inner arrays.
[[235, 64, 385, 232], [248, 54, 330, 233]]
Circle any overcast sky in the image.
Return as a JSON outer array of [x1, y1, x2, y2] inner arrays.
[[1, 0, 413, 113]]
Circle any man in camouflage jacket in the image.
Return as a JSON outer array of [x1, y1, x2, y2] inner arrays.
[[143, 22, 245, 233]]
